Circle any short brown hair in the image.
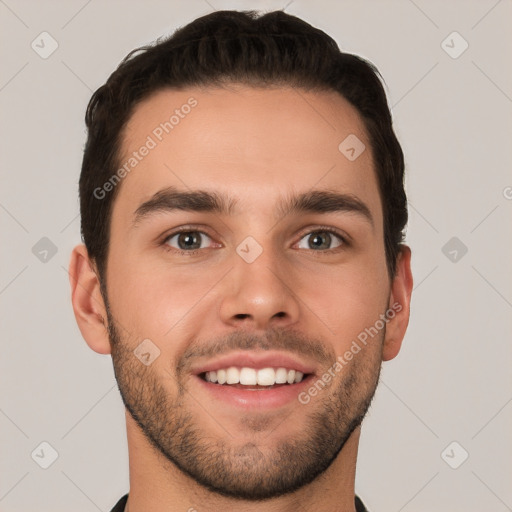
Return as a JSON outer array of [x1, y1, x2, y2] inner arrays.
[[80, 9, 407, 283]]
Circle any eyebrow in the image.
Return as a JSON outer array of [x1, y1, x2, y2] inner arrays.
[[132, 186, 374, 228]]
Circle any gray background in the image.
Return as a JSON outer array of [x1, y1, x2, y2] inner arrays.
[[1, 0, 511, 511]]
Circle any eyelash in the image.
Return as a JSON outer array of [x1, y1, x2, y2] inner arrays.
[[160, 225, 349, 256]]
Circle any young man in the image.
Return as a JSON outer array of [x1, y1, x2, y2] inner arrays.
[[69, 9, 413, 512]]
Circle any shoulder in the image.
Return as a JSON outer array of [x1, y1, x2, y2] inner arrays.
[[109, 493, 128, 512]]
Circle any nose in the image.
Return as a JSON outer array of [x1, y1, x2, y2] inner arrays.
[[218, 247, 301, 331]]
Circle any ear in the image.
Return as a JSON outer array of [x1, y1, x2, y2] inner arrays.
[[382, 245, 413, 362], [68, 244, 111, 355]]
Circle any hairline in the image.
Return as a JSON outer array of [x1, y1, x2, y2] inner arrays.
[[96, 81, 392, 290]]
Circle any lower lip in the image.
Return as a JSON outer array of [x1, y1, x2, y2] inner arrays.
[[194, 375, 314, 410]]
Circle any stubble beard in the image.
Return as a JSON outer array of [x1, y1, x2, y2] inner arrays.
[[106, 304, 382, 501]]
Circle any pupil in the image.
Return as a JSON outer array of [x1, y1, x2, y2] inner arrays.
[[310, 232, 330, 250], [179, 232, 200, 250]]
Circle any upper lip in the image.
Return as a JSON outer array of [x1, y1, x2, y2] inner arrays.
[[191, 351, 317, 376]]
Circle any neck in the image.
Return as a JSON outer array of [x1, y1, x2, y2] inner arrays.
[[124, 410, 360, 512]]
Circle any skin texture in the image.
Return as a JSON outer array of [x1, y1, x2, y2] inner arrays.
[[69, 85, 413, 512]]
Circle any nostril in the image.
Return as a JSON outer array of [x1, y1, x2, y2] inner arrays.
[[234, 313, 251, 320]]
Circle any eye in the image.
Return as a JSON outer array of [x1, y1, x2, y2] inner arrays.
[[296, 229, 345, 251], [164, 230, 214, 251]]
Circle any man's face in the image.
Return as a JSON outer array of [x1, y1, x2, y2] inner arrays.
[[104, 85, 392, 499]]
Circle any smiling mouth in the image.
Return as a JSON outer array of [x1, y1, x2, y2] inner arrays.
[[199, 366, 311, 389]]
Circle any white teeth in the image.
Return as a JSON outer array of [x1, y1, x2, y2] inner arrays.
[[203, 366, 307, 386], [240, 367, 257, 385], [226, 367, 239, 384], [257, 367, 275, 386], [275, 367, 288, 384], [217, 369, 227, 384]]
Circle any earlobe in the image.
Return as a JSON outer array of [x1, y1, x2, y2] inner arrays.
[[68, 244, 112, 355], [382, 245, 413, 362]]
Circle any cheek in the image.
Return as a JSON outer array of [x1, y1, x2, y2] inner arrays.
[[107, 227, 389, 350], [296, 262, 389, 351], [107, 255, 226, 339]]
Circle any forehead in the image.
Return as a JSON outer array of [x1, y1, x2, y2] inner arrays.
[[113, 84, 381, 225]]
